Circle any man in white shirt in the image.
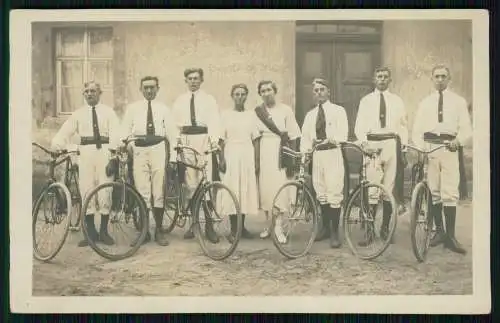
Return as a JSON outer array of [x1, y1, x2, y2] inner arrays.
[[354, 67, 409, 246], [121, 76, 177, 246], [172, 68, 222, 242], [51, 81, 121, 247], [300, 78, 349, 248], [412, 64, 471, 255]]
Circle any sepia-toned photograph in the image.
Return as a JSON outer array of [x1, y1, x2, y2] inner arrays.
[[10, 9, 490, 313]]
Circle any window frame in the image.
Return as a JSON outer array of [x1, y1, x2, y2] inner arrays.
[[55, 26, 114, 115]]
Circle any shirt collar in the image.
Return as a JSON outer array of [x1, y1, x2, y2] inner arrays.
[[374, 88, 390, 95]]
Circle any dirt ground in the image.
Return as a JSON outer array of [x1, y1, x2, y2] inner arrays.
[[32, 200, 473, 296]]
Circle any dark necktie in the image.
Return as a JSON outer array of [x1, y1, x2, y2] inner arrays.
[[91, 106, 102, 149], [438, 90, 443, 123], [379, 92, 386, 128], [190, 93, 197, 126], [147, 100, 155, 136], [315, 102, 327, 141]]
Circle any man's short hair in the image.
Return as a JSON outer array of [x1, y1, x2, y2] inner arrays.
[[257, 80, 278, 95], [140, 76, 159, 87], [83, 81, 101, 92], [184, 68, 204, 80], [374, 66, 392, 77], [312, 77, 330, 89], [431, 64, 451, 77]]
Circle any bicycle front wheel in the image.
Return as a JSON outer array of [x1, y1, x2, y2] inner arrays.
[[343, 183, 397, 260], [193, 181, 242, 261], [81, 181, 149, 261], [32, 182, 72, 262], [271, 181, 318, 259], [410, 181, 433, 262]]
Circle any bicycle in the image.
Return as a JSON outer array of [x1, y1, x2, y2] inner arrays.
[[80, 136, 149, 261], [269, 144, 322, 259], [406, 138, 450, 262], [341, 140, 398, 260], [161, 137, 243, 261], [32, 142, 80, 262]]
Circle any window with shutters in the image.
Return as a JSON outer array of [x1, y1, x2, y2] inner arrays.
[[55, 27, 114, 114]]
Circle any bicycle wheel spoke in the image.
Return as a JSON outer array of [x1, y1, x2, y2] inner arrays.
[[33, 183, 72, 262], [193, 182, 241, 261], [271, 182, 317, 259], [344, 183, 397, 260]]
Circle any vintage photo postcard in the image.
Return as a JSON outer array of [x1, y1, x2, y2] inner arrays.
[[10, 9, 490, 313]]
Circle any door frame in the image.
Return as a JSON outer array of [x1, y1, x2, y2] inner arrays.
[[295, 21, 383, 126]]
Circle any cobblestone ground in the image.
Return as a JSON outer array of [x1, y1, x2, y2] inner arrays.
[[32, 201, 472, 296]]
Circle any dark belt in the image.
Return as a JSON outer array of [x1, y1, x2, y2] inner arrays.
[[134, 135, 165, 147], [180, 125, 208, 135], [81, 136, 109, 146], [366, 132, 399, 141], [367, 132, 404, 204], [315, 143, 338, 151], [423, 132, 468, 199], [423, 131, 456, 143]]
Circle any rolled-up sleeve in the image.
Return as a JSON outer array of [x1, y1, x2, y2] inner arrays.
[[456, 98, 473, 147], [412, 101, 426, 149], [107, 107, 122, 149], [51, 113, 78, 150], [164, 107, 179, 162], [354, 97, 370, 142], [333, 106, 349, 143], [300, 112, 313, 153], [285, 105, 301, 140], [398, 98, 409, 147]]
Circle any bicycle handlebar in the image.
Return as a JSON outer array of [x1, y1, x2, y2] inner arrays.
[[32, 142, 79, 159], [339, 141, 382, 157], [406, 143, 449, 155]]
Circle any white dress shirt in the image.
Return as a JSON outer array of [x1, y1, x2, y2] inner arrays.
[[300, 100, 349, 153], [121, 98, 178, 161], [412, 88, 472, 149], [354, 89, 408, 146], [51, 103, 121, 150], [172, 89, 223, 143]]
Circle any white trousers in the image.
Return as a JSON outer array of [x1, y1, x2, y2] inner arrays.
[[133, 143, 166, 209], [427, 145, 460, 207], [78, 144, 113, 215], [366, 140, 397, 204], [312, 149, 345, 208]]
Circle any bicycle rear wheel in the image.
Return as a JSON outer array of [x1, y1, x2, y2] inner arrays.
[[32, 182, 72, 262], [81, 181, 149, 261], [271, 181, 318, 259], [410, 182, 433, 262], [343, 183, 397, 260], [193, 181, 242, 261]]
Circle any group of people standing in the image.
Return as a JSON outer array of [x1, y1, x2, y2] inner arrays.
[[50, 63, 472, 256]]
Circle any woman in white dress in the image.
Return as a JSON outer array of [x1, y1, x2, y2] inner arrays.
[[219, 83, 260, 240], [254, 80, 301, 243]]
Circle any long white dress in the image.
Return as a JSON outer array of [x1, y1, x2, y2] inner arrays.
[[219, 109, 260, 216], [254, 103, 301, 212]]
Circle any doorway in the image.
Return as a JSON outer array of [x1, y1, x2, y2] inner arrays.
[[295, 21, 382, 141]]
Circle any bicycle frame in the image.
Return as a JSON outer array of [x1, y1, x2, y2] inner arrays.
[[32, 142, 79, 223], [173, 140, 220, 218], [407, 142, 449, 193]]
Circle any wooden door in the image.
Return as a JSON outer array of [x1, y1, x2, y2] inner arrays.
[[295, 42, 333, 128], [333, 42, 381, 140]]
